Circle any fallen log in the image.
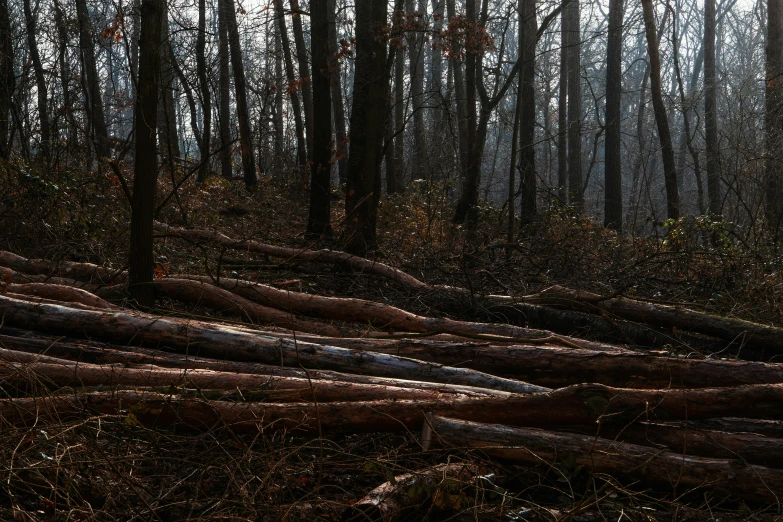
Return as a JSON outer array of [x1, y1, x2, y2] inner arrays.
[[5, 382, 783, 436], [184, 275, 604, 348], [0, 295, 547, 394], [0, 355, 485, 402], [352, 340, 783, 388], [99, 278, 344, 336], [527, 285, 783, 353], [153, 222, 461, 294], [422, 414, 783, 504], [4, 283, 117, 309], [0, 251, 123, 285], [0, 336, 510, 398]]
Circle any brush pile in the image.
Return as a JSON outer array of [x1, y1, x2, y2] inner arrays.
[[2, 224, 783, 518]]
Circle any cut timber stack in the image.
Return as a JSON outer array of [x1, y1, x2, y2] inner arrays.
[[2, 237, 783, 506]]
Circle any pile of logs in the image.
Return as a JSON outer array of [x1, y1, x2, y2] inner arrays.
[[2, 225, 783, 510]]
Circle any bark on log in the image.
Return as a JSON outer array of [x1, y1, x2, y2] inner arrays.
[[528, 285, 783, 353], [0, 295, 546, 394], [423, 415, 783, 503], [5, 382, 783, 436], [100, 278, 344, 336], [187, 275, 606, 348], [0, 335, 510, 397], [0, 251, 124, 285], [353, 340, 783, 389], [0, 354, 485, 402], [5, 283, 117, 309]]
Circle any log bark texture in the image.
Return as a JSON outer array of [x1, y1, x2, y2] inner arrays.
[[424, 415, 783, 503]]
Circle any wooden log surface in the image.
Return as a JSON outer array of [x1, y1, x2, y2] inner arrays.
[[423, 414, 783, 503], [0, 295, 547, 394]]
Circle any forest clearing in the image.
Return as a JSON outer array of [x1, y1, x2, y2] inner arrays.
[[4, 0, 783, 519]]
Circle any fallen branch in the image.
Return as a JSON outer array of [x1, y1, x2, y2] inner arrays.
[[422, 414, 783, 504]]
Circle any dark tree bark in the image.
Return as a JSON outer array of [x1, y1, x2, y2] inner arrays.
[[273, 17, 286, 171], [196, 0, 212, 182], [344, 0, 388, 255], [0, 0, 13, 159], [217, 0, 232, 179], [392, 30, 405, 193], [306, 0, 333, 238], [448, 0, 469, 185], [327, 0, 348, 184], [704, 0, 720, 218], [407, 0, 429, 180], [566, 0, 582, 209], [557, 12, 568, 204], [128, 0, 164, 308], [519, 0, 537, 224], [452, 0, 480, 226], [23, 0, 50, 160], [767, 0, 782, 238], [290, 0, 314, 162], [275, 0, 308, 170], [75, 0, 110, 158], [158, 5, 181, 167], [641, 0, 679, 220], [221, 0, 257, 188], [430, 0, 444, 127], [604, 0, 623, 230], [53, 0, 77, 148]]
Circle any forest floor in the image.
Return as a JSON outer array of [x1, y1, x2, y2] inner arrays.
[[1, 164, 782, 520]]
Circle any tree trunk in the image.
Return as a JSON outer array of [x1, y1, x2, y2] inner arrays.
[[221, 0, 257, 188], [196, 0, 212, 182], [158, 5, 181, 168], [557, 12, 568, 204], [519, 0, 537, 224], [430, 0, 444, 127], [566, 0, 582, 209], [217, 0, 233, 179], [391, 19, 405, 192], [767, 0, 783, 239], [344, 0, 388, 255], [704, 0, 720, 218], [448, 0, 469, 186], [75, 0, 110, 158], [23, 0, 49, 160], [423, 415, 783, 504], [290, 0, 314, 162], [274, 0, 308, 170], [306, 0, 333, 238], [273, 15, 286, 172], [53, 0, 77, 149], [604, 0, 623, 230], [407, 0, 429, 180], [641, 0, 679, 220], [327, 0, 348, 184], [0, 0, 13, 159], [128, 0, 164, 308]]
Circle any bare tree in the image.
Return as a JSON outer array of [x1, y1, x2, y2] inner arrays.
[[766, 0, 782, 238], [290, 0, 314, 161], [604, 0, 623, 230], [0, 0, 13, 159], [76, 0, 110, 158], [704, 0, 721, 217], [196, 0, 212, 182], [23, 0, 49, 159]]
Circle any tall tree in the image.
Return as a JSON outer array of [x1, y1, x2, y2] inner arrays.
[[217, 0, 232, 179], [0, 0, 13, 160], [306, 0, 333, 238], [407, 0, 429, 179], [704, 0, 721, 218], [557, 8, 568, 204], [129, 0, 164, 308], [76, 0, 110, 158], [273, 15, 286, 172], [767, 0, 783, 238], [641, 0, 679, 220], [221, 0, 257, 188], [604, 0, 623, 230], [519, 0, 537, 224], [344, 0, 388, 255], [23, 0, 49, 159], [392, 25, 405, 192], [430, 0, 444, 126], [290, 0, 314, 161], [327, 0, 348, 184], [158, 5, 181, 167], [566, 0, 583, 209], [53, 0, 76, 148], [196, 0, 212, 182], [274, 0, 308, 169]]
